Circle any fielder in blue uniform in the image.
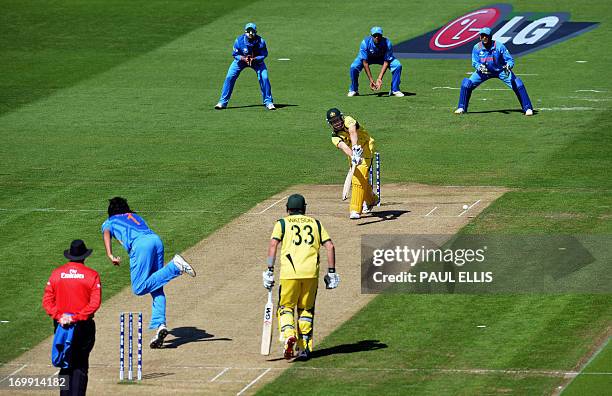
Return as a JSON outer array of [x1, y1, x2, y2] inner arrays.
[[455, 28, 533, 116], [215, 23, 275, 110], [349, 26, 404, 97], [102, 197, 196, 349]]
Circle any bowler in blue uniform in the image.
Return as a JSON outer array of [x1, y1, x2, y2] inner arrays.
[[102, 197, 196, 348], [349, 26, 404, 97], [455, 28, 534, 116], [215, 23, 275, 110]]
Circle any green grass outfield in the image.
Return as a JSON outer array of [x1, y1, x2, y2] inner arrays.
[[0, 0, 610, 394]]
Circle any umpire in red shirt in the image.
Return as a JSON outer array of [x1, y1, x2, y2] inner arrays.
[[42, 240, 101, 396]]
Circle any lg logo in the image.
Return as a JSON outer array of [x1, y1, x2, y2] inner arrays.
[[395, 4, 598, 58]]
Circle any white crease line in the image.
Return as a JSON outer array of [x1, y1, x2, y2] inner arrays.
[[425, 207, 438, 217], [539, 107, 598, 111], [209, 367, 230, 382], [4, 362, 609, 378], [464, 72, 538, 76], [576, 89, 605, 93], [236, 368, 271, 395], [458, 200, 481, 217], [0, 208, 215, 214], [253, 196, 289, 215], [432, 86, 507, 91], [0, 364, 27, 383]]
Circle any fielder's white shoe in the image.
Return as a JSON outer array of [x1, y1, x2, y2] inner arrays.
[[266, 103, 276, 110], [347, 91, 359, 97], [391, 91, 405, 97], [349, 211, 361, 220], [173, 254, 196, 277], [454, 108, 465, 114], [362, 201, 371, 214], [525, 109, 533, 116], [214, 103, 226, 110], [150, 324, 168, 349]]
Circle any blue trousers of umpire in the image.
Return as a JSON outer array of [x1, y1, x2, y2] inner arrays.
[[457, 70, 533, 112], [349, 58, 403, 93], [129, 234, 182, 330], [218, 59, 273, 106]]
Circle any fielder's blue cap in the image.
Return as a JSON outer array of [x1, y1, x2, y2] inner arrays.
[[479, 27, 492, 36], [370, 26, 383, 36], [245, 22, 257, 31]]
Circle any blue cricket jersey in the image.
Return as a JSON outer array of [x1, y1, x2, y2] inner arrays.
[[471, 41, 514, 74], [358, 36, 395, 63], [101, 213, 154, 253], [232, 34, 268, 63]]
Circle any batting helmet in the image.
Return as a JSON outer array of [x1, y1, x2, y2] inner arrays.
[[326, 108, 343, 123], [286, 194, 307, 213]]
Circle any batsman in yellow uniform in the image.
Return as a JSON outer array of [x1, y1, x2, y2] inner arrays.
[[262, 194, 338, 361], [326, 108, 379, 219]]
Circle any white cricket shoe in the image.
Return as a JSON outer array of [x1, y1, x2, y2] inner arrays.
[[391, 91, 405, 97], [214, 103, 226, 110], [173, 254, 196, 277], [454, 108, 465, 114], [347, 91, 359, 97], [362, 202, 371, 214], [525, 109, 533, 116], [349, 211, 361, 220], [149, 324, 168, 349], [266, 103, 276, 110]]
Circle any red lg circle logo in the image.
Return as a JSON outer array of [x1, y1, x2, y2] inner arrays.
[[429, 7, 501, 51]]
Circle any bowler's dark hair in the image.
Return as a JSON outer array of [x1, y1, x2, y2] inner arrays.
[[288, 208, 305, 215], [108, 197, 133, 217]]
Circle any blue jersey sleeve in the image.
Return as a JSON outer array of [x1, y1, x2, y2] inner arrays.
[[471, 44, 481, 69], [358, 39, 368, 61], [232, 37, 242, 61], [254, 38, 268, 62], [384, 38, 394, 62], [499, 43, 514, 69]]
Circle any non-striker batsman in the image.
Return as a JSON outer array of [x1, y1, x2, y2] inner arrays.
[[262, 194, 338, 361]]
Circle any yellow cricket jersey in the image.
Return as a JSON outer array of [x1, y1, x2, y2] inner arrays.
[[330, 115, 375, 162], [271, 214, 331, 279]]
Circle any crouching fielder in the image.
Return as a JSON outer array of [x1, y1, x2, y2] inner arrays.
[[455, 27, 533, 116], [262, 194, 338, 361]]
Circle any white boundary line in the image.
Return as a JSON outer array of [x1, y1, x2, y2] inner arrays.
[[236, 368, 271, 395], [425, 207, 438, 217], [0, 364, 27, 383], [457, 200, 481, 217], [253, 195, 289, 215], [209, 367, 229, 382]]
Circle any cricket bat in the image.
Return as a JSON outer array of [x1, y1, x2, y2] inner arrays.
[[260, 288, 274, 355], [342, 163, 356, 201]]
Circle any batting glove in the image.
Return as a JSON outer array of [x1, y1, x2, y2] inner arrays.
[[477, 64, 488, 73], [503, 64, 513, 73], [262, 269, 274, 289], [324, 272, 340, 289]]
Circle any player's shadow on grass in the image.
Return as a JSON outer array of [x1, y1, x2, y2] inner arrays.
[[363, 91, 416, 97], [163, 327, 232, 348], [358, 210, 410, 226], [224, 103, 298, 109], [468, 109, 539, 115], [307, 340, 388, 359]]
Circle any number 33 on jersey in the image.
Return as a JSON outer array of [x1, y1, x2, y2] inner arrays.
[[270, 215, 331, 279]]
